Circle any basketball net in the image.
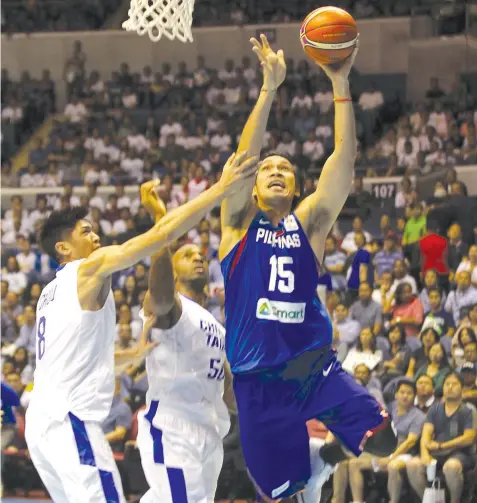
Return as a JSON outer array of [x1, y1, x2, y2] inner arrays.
[[122, 0, 195, 43]]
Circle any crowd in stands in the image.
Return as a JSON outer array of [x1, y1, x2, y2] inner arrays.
[[1, 0, 459, 33]]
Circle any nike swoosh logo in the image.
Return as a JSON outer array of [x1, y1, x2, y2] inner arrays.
[[323, 362, 333, 377], [259, 219, 270, 225]]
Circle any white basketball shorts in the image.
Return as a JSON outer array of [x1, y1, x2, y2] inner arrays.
[[25, 405, 125, 503], [137, 400, 224, 503]]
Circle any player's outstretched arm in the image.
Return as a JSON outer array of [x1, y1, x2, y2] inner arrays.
[[140, 184, 182, 325], [79, 153, 258, 287], [295, 40, 359, 262], [219, 35, 286, 260]]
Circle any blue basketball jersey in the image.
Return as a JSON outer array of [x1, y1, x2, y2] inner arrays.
[[221, 212, 332, 374]]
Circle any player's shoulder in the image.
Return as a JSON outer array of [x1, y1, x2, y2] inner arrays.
[[179, 294, 225, 333]]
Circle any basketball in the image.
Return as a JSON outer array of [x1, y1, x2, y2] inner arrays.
[[300, 6, 358, 65]]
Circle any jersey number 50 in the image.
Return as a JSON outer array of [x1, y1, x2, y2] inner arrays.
[[269, 255, 295, 293], [208, 358, 225, 381], [37, 316, 46, 360]]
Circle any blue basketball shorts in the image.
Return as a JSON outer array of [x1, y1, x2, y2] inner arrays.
[[233, 348, 385, 500]]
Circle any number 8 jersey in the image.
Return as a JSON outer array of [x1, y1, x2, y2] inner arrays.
[[221, 212, 332, 374]]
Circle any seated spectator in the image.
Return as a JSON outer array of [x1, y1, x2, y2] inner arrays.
[[414, 342, 451, 397], [419, 269, 447, 314], [1, 256, 27, 295], [415, 374, 436, 413], [101, 377, 133, 452], [421, 288, 455, 345], [452, 327, 477, 369], [407, 373, 476, 503], [447, 223, 468, 276], [347, 381, 425, 503], [343, 232, 373, 302], [384, 282, 424, 349], [341, 216, 372, 254], [372, 270, 393, 307], [460, 362, 477, 407], [390, 258, 418, 294], [445, 271, 477, 325], [381, 324, 412, 385], [1, 381, 21, 460], [11, 346, 33, 385], [353, 363, 385, 405], [64, 95, 88, 123], [456, 244, 477, 286], [13, 305, 36, 357], [342, 327, 383, 373], [374, 233, 403, 279], [333, 302, 361, 362], [116, 304, 142, 341], [351, 285, 382, 336]]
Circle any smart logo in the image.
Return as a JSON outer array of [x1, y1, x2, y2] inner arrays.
[[256, 298, 305, 324]]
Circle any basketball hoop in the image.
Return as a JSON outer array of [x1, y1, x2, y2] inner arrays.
[[122, 0, 195, 43]]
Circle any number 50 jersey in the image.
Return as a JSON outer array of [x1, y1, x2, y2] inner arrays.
[[221, 212, 332, 374]]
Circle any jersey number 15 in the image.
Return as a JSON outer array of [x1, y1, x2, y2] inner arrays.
[[269, 255, 295, 293]]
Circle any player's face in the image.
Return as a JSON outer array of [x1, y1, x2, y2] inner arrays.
[[253, 156, 298, 210], [173, 245, 208, 286], [58, 220, 101, 260]]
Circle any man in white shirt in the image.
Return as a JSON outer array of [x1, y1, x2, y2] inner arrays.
[[291, 88, 313, 110], [94, 136, 120, 163], [16, 235, 37, 274], [2, 98, 23, 124], [127, 126, 149, 153], [303, 131, 325, 162], [20, 165, 45, 188], [396, 126, 420, 158], [341, 216, 372, 254], [159, 115, 183, 141], [276, 131, 297, 157], [390, 259, 418, 294], [210, 123, 232, 151], [64, 96, 88, 123], [358, 82, 384, 111]]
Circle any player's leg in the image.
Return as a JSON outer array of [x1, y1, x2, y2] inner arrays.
[[136, 405, 209, 503], [24, 416, 69, 502], [202, 431, 225, 503], [26, 410, 125, 503], [300, 437, 335, 503], [312, 359, 397, 457]]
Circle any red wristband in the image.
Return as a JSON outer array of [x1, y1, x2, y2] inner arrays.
[[334, 97, 352, 102]]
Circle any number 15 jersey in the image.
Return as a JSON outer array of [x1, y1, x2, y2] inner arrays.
[[221, 212, 332, 374]]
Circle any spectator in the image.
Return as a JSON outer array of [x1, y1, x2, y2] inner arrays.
[[16, 234, 37, 275], [414, 342, 451, 396], [419, 222, 448, 282], [333, 303, 361, 362], [374, 232, 403, 278], [350, 282, 383, 335], [460, 362, 477, 407], [407, 328, 441, 379], [445, 271, 477, 325], [14, 305, 37, 357], [344, 232, 372, 302], [342, 327, 383, 373], [1, 256, 27, 295], [390, 259, 418, 294], [353, 363, 385, 404], [419, 269, 447, 314], [372, 270, 394, 307], [407, 373, 476, 503], [447, 223, 469, 275], [341, 216, 372, 254], [348, 381, 425, 503], [382, 324, 413, 383], [323, 236, 347, 291], [385, 282, 424, 347], [1, 381, 20, 456], [421, 288, 455, 342], [414, 374, 436, 413], [456, 244, 477, 286], [64, 94, 88, 123]]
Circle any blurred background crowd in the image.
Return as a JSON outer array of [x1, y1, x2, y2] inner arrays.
[[2, 0, 477, 502]]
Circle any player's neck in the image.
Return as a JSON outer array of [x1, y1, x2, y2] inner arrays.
[[259, 207, 289, 227], [176, 283, 206, 307]]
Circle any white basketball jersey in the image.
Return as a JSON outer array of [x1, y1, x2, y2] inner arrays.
[[142, 294, 230, 438], [30, 260, 116, 423]]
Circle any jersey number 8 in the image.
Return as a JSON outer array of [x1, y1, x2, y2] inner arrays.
[[37, 316, 46, 360], [269, 255, 295, 293]]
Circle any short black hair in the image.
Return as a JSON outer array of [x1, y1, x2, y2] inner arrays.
[[443, 372, 464, 387], [396, 379, 416, 395], [262, 150, 304, 211], [40, 206, 89, 261]]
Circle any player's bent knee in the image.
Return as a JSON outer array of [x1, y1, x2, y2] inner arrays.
[[362, 418, 397, 457]]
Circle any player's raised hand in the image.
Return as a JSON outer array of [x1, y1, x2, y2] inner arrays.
[[218, 151, 259, 194], [316, 36, 359, 82], [250, 34, 286, 91], [140, 180, 167, 221]]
